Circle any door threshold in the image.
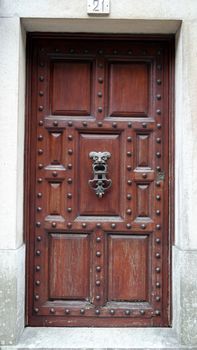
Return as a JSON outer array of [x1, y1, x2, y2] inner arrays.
[[3, 327, 193, 349]]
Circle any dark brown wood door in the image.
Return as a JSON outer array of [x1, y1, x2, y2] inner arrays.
[[26, 34, 174, 327]]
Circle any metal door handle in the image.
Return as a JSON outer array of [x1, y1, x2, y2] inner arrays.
[[88, 151, 112, 198]]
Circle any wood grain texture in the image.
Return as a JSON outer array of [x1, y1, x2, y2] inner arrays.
[[25, 34, 174, 327]]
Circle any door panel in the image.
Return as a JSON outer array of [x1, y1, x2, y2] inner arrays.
[[26, 35, 173, 327]]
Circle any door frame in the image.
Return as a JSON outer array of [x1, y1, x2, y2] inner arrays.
[[24, 32, 175, 326]]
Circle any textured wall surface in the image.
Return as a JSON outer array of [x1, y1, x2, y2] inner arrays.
[[0, 0, 197, 348]]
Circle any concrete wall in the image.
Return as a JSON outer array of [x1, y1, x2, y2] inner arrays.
[[0, 0, 197, 348]]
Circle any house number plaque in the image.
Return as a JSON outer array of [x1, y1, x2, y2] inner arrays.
[[87, 0, 110, 15]]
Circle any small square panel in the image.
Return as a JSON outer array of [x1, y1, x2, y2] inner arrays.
[[109, 62, 149, 117], [51, 61, 92, 115]]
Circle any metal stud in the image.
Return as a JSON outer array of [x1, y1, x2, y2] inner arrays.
[[127, 194, 132, 200], [83, 121, 87, 127], [157, 64, 162, 70], [67, 163, 72, 169], [157, 79, 162, 85], [157, 123, 162, 129], [156, 195, 161, 200], [39, 61, 45, 67], [96, 280, 101, 286], [39, 106, 44, 111], [50, 308, 55, 314], [80, 308, 85, 314], [96, 237, 101, 243], [39, 120, 43, 126], [98, 77, 103, 83], [156, 181, 161, 187], [127, 165, 132, 171], [39, 91, 44, 97], [52, 222, 56, 228], [156, 94, 161, 100], [156, 267, 161, 273], [67, 193, 72, 199], [142, 173, 147, 178], [82, 223, 87, 228], [98, 92, 102, 97], [128, 122, 132, 128], [156, 210, 160, 215], [68, 135, 73, 140], [125, 310, 130, 315], [126, 223, 131, 229], [95, 309, 100, 315], [156, 109, 161, 115], [38, 163, 43, 169], [68, 149, 73, 155], [142, 123, 147, 128], [126, 209, 132, 215], [113, 49, 118, 55], [52, 171, 58, 177], [156, 138, 161, 143], [35, 280, 40, 286], [140, 310, 145, 315], [155, 310, 161, 316], [156, 152, 161, 158], [38, 134, 43, 141], [39, 76, 44, 81], [98, 121, 103, 127], [98, 49, 103, 55], [112, 122, 117, 128], [128, 50, 133, 55], [65, 309, 70, 314], [69, 48, 75, 54], [127, 136, 132, 142], [127, 151, 132, 157], [96, 223, 101, 228], [96, 251, 101, 257], [67, 178, 72, 184], [67, 208, 72, 213], [156, 296, 160, 302], [156, 253, 161, 258], [96, 266, 101, 272], [37, 178, 43, 183], [36, 250, 41, 256], [110, 309, 115, 315], [127, 180, 132, 185], [53, 121, 58, 127], [155, 238, 161, 244], [37, 236, 42, 241], [38, 149, 43, 155], [156, 224, 161, 230], [156, 282, 161, 288], [98, 107, 103, 113], [84, 49, 89, 54], [36, 265, 41, 271], [67, 222, 72, 228], [37, 192, 42, 198], [35, 294, 39, 300], [36, 222, 41, 227], [141, 224, 146, 229], [96, 296, 100, 301], [34, 308, 39, 313], [37, 207, 42, 212], [68, 121, 73, 127], [111, 223, 116, 228]]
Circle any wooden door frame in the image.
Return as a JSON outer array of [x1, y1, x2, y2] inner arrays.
[[24, 33, 174, 326]]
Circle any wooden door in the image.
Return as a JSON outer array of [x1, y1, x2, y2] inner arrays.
[[26, 34, 174, 327]]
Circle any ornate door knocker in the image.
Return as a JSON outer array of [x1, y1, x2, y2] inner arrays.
[[88, 151, 112, 198]]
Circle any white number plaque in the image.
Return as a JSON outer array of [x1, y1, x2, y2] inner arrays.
[[87, 0, 110, 15]]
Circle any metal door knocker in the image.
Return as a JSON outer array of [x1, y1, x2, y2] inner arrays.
[[88, 151, 112, 198]]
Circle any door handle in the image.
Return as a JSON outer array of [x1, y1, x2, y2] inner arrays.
[[88, 151, 112, 198]]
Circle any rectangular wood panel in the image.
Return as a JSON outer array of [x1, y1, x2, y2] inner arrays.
[[49, 233, 90, 299], [109, 62, 149, 117], [51, 61, 92, 115], [78, 133, 121, 216], [136, 133, 150, 168], [49, 132, 62, 165], [47, 182, 61, 215], [108, 235, 149, 301], [136, 183, 151, 218]]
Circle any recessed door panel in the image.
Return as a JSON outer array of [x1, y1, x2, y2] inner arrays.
[[26, 35, 173, 327]]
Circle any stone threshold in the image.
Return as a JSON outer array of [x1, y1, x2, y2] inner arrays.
[[2, 327, 197, 350]]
